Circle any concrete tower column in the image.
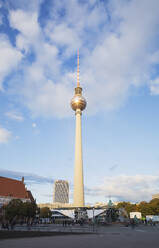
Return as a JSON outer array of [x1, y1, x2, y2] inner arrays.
[[71, 51, 87, 208], [74, 108, 84, 207]]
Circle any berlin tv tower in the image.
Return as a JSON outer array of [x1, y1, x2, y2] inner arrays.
[[71, 51, 87, 207]]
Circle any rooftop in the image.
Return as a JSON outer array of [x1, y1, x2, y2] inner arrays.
[[0, 176, 29, 199]]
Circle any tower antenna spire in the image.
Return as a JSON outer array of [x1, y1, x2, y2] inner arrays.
[[77, 49, 80, 87]]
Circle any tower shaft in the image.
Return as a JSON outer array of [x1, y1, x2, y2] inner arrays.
[[71, 51, 86, 208], [74, 108, 84, 207]]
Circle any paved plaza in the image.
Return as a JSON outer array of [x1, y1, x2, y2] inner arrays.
[[1, 224, 159, 248]]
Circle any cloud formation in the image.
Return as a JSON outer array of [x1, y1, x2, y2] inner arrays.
[[0, 127, 11, 144], [150, 77, 159, 95], [0, 35, 22, 90], [1, 168, 159, 202], [32, 123, 37, 128], [0, 0, 159, 117], [5, 111, 24, 121], [0, 168, 53, 184], [86, 174, 159, 202]]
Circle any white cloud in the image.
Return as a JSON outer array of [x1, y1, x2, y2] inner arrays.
[[82, 0, 159, 113], [150, 77, 159, 95], [4, 0, 159, 118], [9, 10, 40, 54], [10, 10, 40, 38], [32, 123, 36, 128], [0, 127, 11, 144], [6, 0, 42, 12], [5, 111, 24, 121], [45, 23, 81, 58], [0, 35, 23, 90], [87, 174, 159, 202], [9, 9, 72, 118]]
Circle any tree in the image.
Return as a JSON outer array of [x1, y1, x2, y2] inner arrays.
[[4, 199, 37, 222], [5, 199, 23, 221], [137, 201, 151, 216], [149, 199, 159, 215], [117, 199, 159, 217], [22, 202, 37, 218], [40, 207, 52, 218], [116, 202, 138, 216]]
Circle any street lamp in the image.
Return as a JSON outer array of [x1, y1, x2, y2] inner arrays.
[[93, 207, 95, 232]]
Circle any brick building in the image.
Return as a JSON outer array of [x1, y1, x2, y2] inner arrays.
[[0, 176, 34, 208]]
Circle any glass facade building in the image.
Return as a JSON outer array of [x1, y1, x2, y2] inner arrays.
[[53, 180, 69, 203]]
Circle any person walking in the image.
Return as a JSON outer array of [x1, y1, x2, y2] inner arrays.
[[130, 218, 135, 229]]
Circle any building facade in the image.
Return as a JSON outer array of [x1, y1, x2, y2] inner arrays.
[[0, 176, 34, 208], [53, 180, 69, 204]]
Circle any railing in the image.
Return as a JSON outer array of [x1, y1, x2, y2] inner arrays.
[[0, 223, 98, 233]]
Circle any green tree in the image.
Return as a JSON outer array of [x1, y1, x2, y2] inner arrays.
[[5, 199, 37, 221], [149, 199, 159, 215], [22, 202, 37, 218], [40, 207, 52, 218], [5, 199, 23, 221], [137, 201, 151, 216], [116, 202, 138, 216], [137, 199, 159, 216], [117, 199, 159, 217]]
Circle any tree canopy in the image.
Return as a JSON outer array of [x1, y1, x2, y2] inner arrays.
[[40, 207, 52, 218], [116, 199, 159, 217], [4, 199, 37, 221]]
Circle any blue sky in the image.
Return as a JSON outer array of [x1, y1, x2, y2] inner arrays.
[[1, 0, 159, 204]]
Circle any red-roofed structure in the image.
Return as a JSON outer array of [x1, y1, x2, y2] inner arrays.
[[0, 176, 34, 207]]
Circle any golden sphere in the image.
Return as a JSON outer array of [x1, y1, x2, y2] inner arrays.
[[71, 95, 87, 111]]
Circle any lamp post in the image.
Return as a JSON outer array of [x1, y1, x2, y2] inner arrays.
[[93, 207, 95, 232]]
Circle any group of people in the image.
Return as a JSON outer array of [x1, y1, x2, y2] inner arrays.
[[125, 215, 157, 229], [1, 216, 36, 231], [1, 219, 16, 230], [143, 218, 156, 226]]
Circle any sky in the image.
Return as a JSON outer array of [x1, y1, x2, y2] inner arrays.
[[0, 0, 159, 204]]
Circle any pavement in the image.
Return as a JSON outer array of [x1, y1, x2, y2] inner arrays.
[[1, 224, 159, 248]]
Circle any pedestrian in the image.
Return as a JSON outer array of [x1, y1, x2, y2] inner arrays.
[[149, 219, 153, 226], [130, 218, 135, 229]]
